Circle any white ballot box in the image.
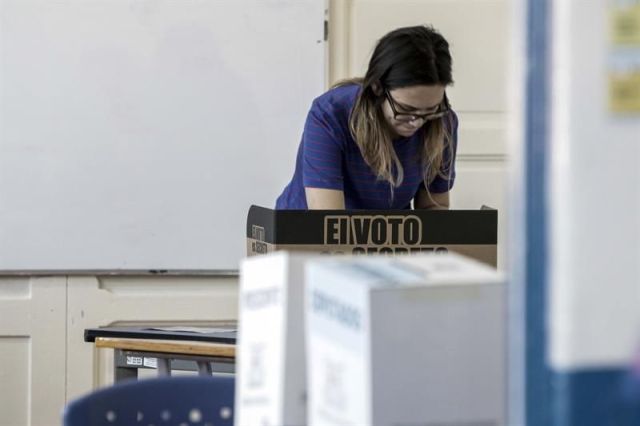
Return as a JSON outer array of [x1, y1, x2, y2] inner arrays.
[[235, 251, 318, 426], [306, 253, 506, 426]]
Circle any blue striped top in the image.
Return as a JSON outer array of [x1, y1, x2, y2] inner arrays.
[[275, 84, 458, 210]]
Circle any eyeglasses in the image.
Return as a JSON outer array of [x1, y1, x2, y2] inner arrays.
[[384, 89, 450, 123]]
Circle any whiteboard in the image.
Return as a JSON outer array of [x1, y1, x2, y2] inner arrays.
[[0, 0, 326, 271]]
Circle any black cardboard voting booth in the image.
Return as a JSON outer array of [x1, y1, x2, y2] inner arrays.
[[246, 205, 498, 267]]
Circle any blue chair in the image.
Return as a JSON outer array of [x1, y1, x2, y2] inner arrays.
[[63, 375, 235, 426]]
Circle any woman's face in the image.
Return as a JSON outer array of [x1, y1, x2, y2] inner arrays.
[[382, 85, 446, 138]]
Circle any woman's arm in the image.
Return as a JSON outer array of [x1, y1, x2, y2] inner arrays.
[[305, 187, 346, 209], [414, 187, 450, 210]]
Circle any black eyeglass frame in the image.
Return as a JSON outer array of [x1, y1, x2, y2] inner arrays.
[[384, 89, 451, 123]]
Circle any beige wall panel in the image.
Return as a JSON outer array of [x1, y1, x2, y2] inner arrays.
[[344, 0, 508, 112], [328, 0, 351, 83], [452, 160, 505, 209], [0, 277, 66, 426], [452, 160, 507, 268], [456, 112, 506, 156], [0, 337, 30, 426], [66, 276, 239, 400]]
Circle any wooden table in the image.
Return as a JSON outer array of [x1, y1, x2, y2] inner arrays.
[[86, 326, 237, 382]]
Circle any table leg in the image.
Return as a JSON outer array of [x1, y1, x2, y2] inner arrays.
[[197, 361, 213, 376], [157, 357, 172, 376], [114, 349, 139, 382]]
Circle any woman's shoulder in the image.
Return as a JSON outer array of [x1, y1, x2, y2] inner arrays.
[[448, 108, 458, 123], [445, 109, 459, 131], [312, 83, 361, 113]]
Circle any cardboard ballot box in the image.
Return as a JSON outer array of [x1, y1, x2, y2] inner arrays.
[[306, 253, 505, 426], [246, 205, 498, 267], [235, 252, 315, 426]]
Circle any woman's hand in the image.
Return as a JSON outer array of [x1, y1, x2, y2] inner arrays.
[[414, 188, 450, 210]]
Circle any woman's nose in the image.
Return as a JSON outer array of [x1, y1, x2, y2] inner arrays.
[[407, 117, 425, 127]]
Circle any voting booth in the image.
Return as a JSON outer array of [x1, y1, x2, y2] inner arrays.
[[246, 205, 498, 267]]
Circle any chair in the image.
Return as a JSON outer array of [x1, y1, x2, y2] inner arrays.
[[63, 375, 235, 426]]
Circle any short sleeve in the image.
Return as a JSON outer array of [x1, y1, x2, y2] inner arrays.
[[301, 100, 345, 191], [427, 110, 459, 193]]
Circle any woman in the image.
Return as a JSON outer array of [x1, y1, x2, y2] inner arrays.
[[276, 25, 457, 210]]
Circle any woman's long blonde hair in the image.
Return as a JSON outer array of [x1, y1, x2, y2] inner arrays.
[[337, 26, 455, 197]]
